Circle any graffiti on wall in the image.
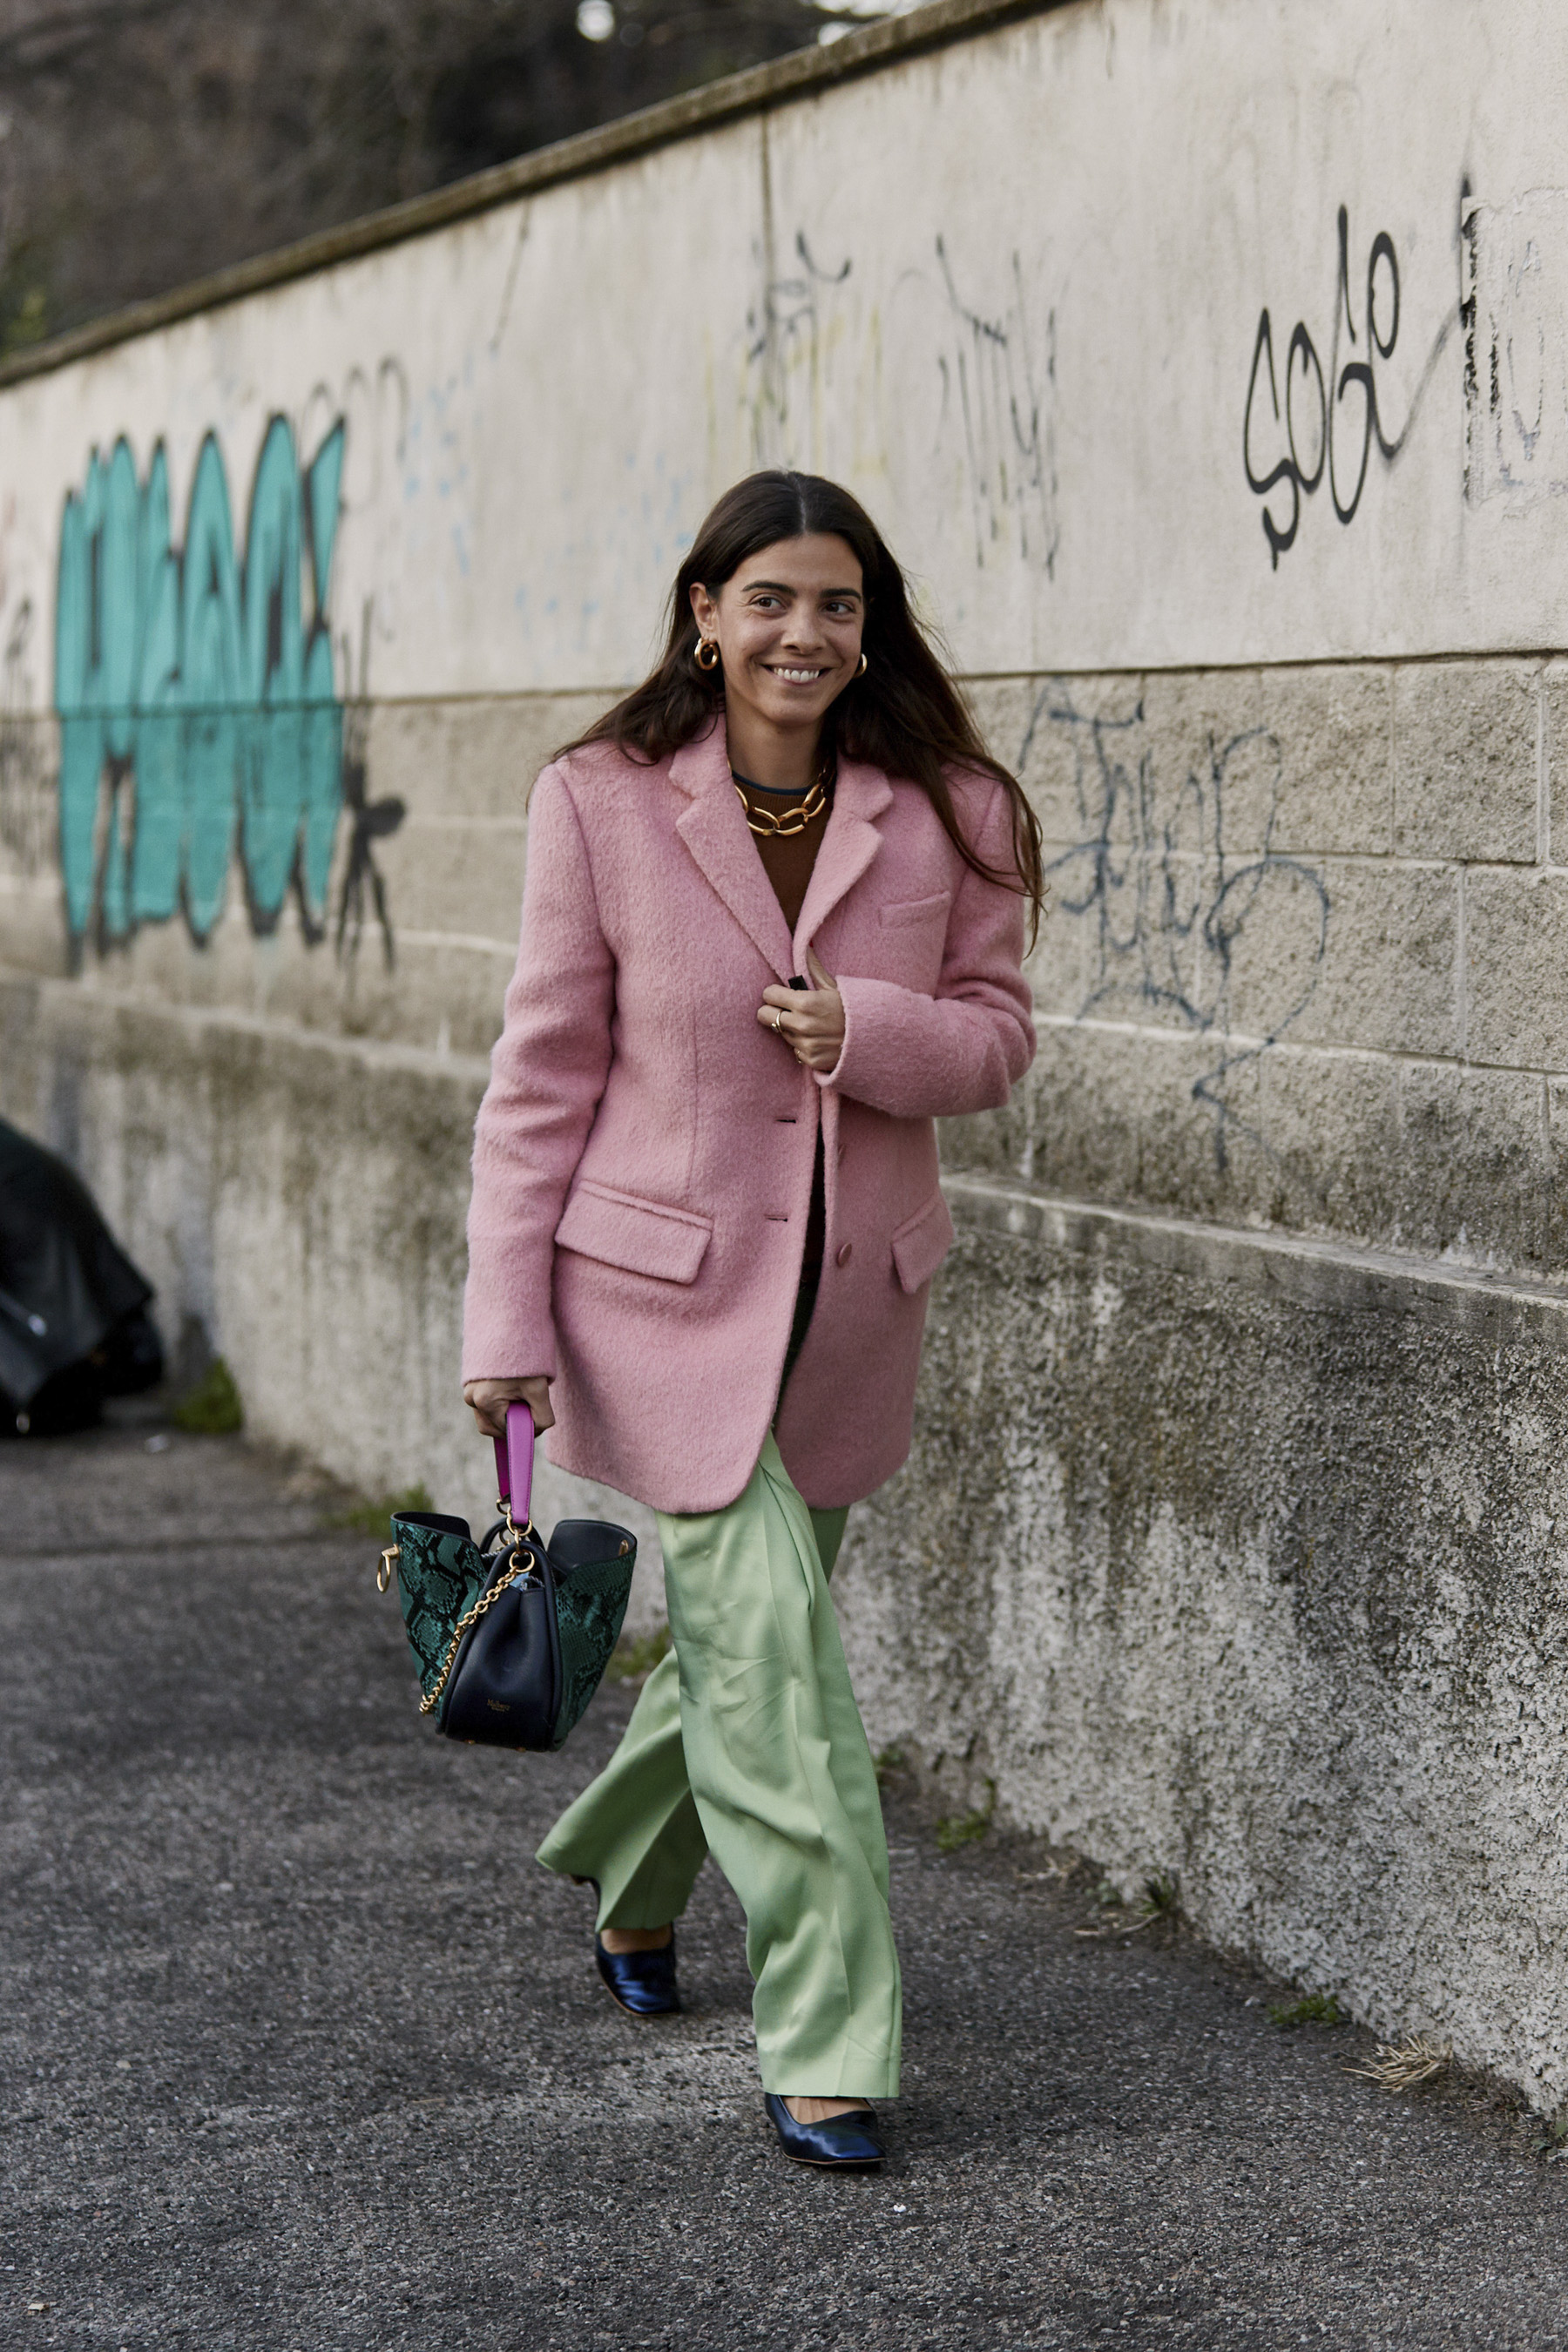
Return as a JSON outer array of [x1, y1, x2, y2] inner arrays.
[[746, 228, 854, 465], [1021, 682, 1331, 1171], [0, 598, 51, 884], [52, 415, 401, 954], [1244, 205, 1454, 568], [934, 237, 1058, 579], [745, 226, 1059, 579], [1463, 184, 1568, 505]]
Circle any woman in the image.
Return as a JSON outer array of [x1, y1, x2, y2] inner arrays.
[[462, 470, 1040, 2171]]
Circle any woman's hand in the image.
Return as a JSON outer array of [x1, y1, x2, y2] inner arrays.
[[463, 1375, 555, 1437], [758, 948, 845, 1073]]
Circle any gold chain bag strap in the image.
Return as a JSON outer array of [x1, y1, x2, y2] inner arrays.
[[417, 1483, 534, 1716], [377, 1401, 637, 1753]]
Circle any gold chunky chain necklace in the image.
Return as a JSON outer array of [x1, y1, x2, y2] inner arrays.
[[732, 757, 835, 839]]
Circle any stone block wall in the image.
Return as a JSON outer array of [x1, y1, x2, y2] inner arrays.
[[962, 662, 1568, 1279], [6, 0, 1568, 2112], [11, 653, 1563, 1288], [839, 1195, 1568, 2116]]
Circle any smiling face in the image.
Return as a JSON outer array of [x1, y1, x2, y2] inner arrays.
[[689, 533, 865, 751]]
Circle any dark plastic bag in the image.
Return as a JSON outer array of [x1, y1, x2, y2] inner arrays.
[[0, 1120, 163, 1434]]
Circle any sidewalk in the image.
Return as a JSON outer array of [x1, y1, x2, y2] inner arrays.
[[3, 1419, 1565, 2350]]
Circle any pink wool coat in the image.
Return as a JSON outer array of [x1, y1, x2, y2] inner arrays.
[[462, 714, 1035, 1513]]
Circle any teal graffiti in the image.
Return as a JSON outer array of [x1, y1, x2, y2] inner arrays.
[[54, 416, 348, 942]]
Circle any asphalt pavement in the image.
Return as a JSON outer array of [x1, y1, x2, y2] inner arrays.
[[3, 1414, 1565, 2350]]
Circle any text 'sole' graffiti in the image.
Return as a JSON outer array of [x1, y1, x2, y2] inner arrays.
[[55, 416, 347, 943], [1243, 206, 1455, 568]]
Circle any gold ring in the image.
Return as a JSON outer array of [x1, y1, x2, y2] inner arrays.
[[773, 1009, 784, 1034]]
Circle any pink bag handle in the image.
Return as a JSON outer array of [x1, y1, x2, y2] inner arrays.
[[492, 1400, 536, 1527]]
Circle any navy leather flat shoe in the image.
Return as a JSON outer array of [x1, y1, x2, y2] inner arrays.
[[764, 2092, 884, 2170], [594, 1930, 679, 2017]]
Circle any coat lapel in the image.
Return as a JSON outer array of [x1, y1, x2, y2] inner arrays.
[[672, 720, 794, 981], [794, 754, 893, 970], [671, 720, 894, 979]]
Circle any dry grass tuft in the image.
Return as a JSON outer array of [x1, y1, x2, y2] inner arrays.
[[1348, 2032, 1452, 2091], [1072, 1871, 1181, 1941], [172, 1356, 244, 1436], [1268, 1991, 1345, 2030], [935, 1779, 997, 1854], [331, 1483, 432, 1535], [1014, 1857, 1081, 1886], [605, 1625, 672, 1684]]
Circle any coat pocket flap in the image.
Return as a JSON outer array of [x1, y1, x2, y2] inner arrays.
[[880, 889, 953, 930], [890, 1188, 956, 1294], [555, 1184, 713, 1284]]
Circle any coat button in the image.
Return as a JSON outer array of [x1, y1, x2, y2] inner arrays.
[[835, 1241, 853, 1267]]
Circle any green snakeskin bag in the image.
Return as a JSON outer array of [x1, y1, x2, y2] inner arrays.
[[375, 1403, 636, 1752]]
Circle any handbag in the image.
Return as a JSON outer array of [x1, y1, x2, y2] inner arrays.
[[376, 1401, 637, 1751]]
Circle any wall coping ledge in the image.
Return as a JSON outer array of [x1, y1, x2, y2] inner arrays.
[[943, 1171, 1568, 1346], [0, 0, 1064, 390], [13, 968, 1567, 1347], [0, 968, 494, 1088]]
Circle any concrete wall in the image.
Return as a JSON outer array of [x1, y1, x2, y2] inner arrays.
[[4, 0, 1568, 2105]]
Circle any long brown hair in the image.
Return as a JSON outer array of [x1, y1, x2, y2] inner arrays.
[[559, 470, 1044, 938]]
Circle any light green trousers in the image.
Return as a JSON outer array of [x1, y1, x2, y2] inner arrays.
[[536, 1433, 902, 2099]]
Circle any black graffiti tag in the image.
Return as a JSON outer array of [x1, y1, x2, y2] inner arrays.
[[1017, 680, 1331, 1175], [1244, 206, 1405, 568]]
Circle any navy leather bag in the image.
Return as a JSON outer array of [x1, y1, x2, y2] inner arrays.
[[379, 1402, 637, 1752]]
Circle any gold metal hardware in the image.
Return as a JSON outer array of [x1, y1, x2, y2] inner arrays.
[[377, 1544, 400, 1593]]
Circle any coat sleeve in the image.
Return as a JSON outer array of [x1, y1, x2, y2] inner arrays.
[[462, 762, 615, 1382], [821, 777, 1036, 1120]]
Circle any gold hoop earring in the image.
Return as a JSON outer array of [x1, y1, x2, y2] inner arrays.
[[855, 652, 868, 677], [695, 638, 720, 672]]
